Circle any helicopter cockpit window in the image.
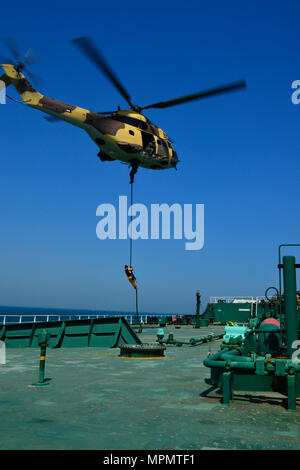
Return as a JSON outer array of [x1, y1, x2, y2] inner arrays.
[[110, 114, 148, 130]]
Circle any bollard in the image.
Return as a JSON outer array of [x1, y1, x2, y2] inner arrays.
[[30, 330, 51, 386]]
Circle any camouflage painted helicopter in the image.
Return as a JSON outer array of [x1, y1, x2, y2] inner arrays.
[[0, 37, 246, 182]]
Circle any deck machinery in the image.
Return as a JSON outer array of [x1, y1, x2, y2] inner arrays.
[[204, 248, 300, 410]]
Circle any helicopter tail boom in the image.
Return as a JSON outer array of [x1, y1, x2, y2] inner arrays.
[[0, 64, 91, 129]]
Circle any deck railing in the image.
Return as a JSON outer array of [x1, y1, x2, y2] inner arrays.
[[209, 296, 264, 304], [0, 313, 173, 326]]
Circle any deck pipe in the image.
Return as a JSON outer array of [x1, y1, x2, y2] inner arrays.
[[204, 349, 254, 371], [204, 348, 300, 374], [159, 333, 223, 346], [283, 256, 298, 359], [194, 291, 201, 328]]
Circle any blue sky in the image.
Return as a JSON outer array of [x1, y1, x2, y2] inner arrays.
[[0, 0, 299, 314]]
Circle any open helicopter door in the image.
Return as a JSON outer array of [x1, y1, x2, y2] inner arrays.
[[141, 131, 155, 154]]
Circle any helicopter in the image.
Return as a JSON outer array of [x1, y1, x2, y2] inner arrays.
[[0, 37, 246, 181]]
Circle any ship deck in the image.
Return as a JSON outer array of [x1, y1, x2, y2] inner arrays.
[[1, 324, 300, 450]]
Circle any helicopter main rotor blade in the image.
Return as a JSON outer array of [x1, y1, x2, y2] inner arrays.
[[140, 80, 247, 110], [2, 37, 20, 61], [71, 36, 135, 109], [24, 67, 44, 88], [24, 47, 40, 66]]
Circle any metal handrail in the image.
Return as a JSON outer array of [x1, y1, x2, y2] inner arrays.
[[0, 313, 168, 325], [209, 296, 264, 304]]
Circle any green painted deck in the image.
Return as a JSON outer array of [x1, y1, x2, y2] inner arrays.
[[1, 324, 300, 450]]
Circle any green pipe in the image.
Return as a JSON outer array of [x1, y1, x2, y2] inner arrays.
[[204, 356, 255, 370], [196, 291, 200, 316], [278, 244, 300, 340], [195, 291, 201, 328], [204, 350, 254, 370], [222, 371, 233, 404], [203, 350, 225, 365], [283, 256, 298, 358], [204, 350, 300, 373], [289, 361, 300, 371], [189, 334, 223, 345], [287, 374, 296, 411], [160, 333, 223, 346], [220, 352, 252, 362]]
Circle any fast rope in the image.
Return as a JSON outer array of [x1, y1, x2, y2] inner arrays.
[[135, 286, 139, 327], [129, 161, 139, 266], [127, 163, 139, 325], [130, 180, 139, 324], [130, 181, 133, 266]]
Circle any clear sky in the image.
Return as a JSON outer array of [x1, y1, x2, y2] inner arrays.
[[0, 0, 299, 314]]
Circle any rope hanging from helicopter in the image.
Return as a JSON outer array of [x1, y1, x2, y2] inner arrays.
[[124, 162, 140, 326], [130, 180, 133, 266]]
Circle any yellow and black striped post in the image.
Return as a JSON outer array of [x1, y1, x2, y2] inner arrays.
[[31, 330, 51, 387]]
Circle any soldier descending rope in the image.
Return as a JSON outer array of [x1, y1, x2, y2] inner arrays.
[[124, 264, 137, 290]]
